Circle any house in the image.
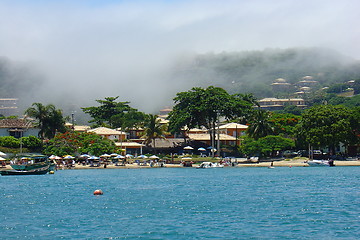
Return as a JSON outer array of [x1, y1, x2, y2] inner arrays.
[[187, 133, 238, 146], [65, 123, 91, 132], [271, 78, 292, 92], [0, 98, 19, 117], [0, 118, 39, 138], [87, 127, 126, 141], [115, 142, 145, 155], [218, 123, 248, 139], [258, 98, 307, 110]]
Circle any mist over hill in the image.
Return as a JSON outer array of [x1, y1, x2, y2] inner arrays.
[[170, 47, 360, 98], [1, 47, 359, 121]]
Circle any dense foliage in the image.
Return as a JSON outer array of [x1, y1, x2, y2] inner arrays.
[[141, 114, 168, 148], [0, 136, 42, 151], [82, 96, 145, 129], [295, 105, 360, 153], [168, 86, 254, 140], [25, 103, 67, 139], [43, 132, 116, 156], [240, 135, 295, 158], [269, 113, 301, 137]]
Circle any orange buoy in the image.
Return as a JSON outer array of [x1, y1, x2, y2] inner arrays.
[[93, 189, 103, 195]]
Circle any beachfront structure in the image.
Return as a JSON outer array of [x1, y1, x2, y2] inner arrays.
[[0, 98, 18, 117], [217, 123, 248, 138], [187, 133, 238, 146], [65, 123, 91, 132], [258, 98, 307, 110], [87, 127, 126, 141], [115, 142, 145, 155], [0, 118, 39, 138]]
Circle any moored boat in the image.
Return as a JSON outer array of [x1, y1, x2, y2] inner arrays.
[[307, 159, 335, 167], [196, 162, 224, 169], [10, 154, 53, 171], [0, 165, 50, 175]]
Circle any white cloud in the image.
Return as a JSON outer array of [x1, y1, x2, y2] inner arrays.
[[0, 0, 359, 113]]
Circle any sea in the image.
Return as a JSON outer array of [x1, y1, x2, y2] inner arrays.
[[1, 166, 360, 239]]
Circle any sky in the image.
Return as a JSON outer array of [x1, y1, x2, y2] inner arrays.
[[0, 0, 359, 114]]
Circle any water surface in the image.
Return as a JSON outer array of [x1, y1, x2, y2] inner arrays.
[[1, 167, 360, 239]]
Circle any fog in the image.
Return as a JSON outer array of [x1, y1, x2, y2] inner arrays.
[[0, 0, 359, 115]]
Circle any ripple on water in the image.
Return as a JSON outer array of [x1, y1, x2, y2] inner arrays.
[[1, 167, 360, 239]]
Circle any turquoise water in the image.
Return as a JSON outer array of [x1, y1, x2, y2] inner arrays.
[[1, 167, 360, 239]]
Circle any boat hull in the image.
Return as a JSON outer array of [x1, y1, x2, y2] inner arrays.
[[11, 162, 49, 171], [1, 165, 50, 176], [307, 160, 334, 167], [1, 169, 49, 175]]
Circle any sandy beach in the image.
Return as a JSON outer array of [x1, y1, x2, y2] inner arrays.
[[1, 158, 360, 171]]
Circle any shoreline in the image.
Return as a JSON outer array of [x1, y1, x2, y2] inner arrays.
[[1, 159, 360, 171]]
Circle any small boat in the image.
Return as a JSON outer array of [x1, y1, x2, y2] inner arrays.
[[0, 165, 50, 176], [10, 154, 55, 171], [307, 159, 335, 167], [1, 154, 54, 176], [196, 162, 224, 169]]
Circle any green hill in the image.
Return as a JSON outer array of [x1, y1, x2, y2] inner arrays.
[[171, 47, 360, 98]]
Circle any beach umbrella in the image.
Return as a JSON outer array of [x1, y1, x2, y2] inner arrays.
[[114, 155, 125, 159], [55, 156, 62, 160], [49, 155, 57, 160], [63, 155, 75, 159], [198, 147, 206, 151], [125, 154, 134, 158], [88, 156, 99, 160], [184, 146, 194, 150], [100, 154, 111, 158], [0, 151, 6, 157], [80, 154, 91, 158], [139, 155, 148, 159], [0, 156, 6, 161], [110, 153, 118, 157], [149, 155, 159, 159]]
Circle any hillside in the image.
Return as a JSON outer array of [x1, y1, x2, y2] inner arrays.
[[0, 57, 43, 100], [171, 48, 360, 98]]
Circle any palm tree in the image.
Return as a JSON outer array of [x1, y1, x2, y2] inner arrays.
[[247, 109, 274, 140], [141, 114, 168, 150], [25, 103, 66, 139]]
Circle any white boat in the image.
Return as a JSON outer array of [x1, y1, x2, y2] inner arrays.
[[307, 159, 334, 167], [196, 162, 224, 169]]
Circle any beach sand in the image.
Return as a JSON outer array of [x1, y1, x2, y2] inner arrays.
[[1, 159, 360, 171]]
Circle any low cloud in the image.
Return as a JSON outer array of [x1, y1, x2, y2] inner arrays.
[[0, 0, 359, 115]]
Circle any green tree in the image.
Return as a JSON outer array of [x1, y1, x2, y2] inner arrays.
[[258, 135, 295, 157], [0, 136, 20, 148], [269, 113, 301, 137], [43, 131, 116, 156], [21, 136, 42, 150], [168, 86, 254, 148], [247, 109, 274, 140], [240, 135, 294, 158], [296, 105, 359, 154], [82, 96, 145, 129], [25, 103, 66, 139], [141, 114, 168, 149]]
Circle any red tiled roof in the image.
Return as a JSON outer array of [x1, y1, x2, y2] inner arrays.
[[0, 119, 34, 128]]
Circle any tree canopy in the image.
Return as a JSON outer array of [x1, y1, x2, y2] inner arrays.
[[246, 109, 274, 140], [141, 114, 168, 148], [240, 135, 295, 158], [295, 105, 359, 153], [25, 103, 66, 139], [43, 131, 116, 156], [168, 86, 254, 133], [82, 96, 146, 129]]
